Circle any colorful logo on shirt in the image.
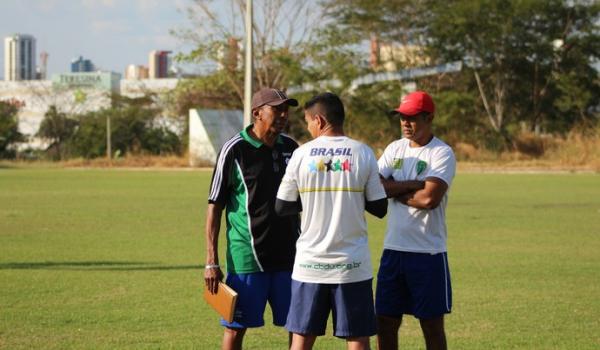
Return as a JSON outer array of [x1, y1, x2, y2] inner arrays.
[[392, 158, 403, 169], [416, 160, 427, 175], [308, 158, 352, 172]]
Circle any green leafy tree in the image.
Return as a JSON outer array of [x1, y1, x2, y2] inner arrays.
[[304, 0, 438, 148], [37, 105, 79, 160], [425, 0, 600, 144], [0, 101, 24, 158], [70, 95, 183, 158], [70, 111, 107, 158], [318, 0, 600, 150]]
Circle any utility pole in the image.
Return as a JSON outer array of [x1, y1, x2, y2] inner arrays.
[[243, 0, 253, 127], [106, 115, 111, 162]]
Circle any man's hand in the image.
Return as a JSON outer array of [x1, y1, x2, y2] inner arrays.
[[380, 177, 425, 198], [395, 191, 415, 204], [204, 266, 224, 294], [395, 177, 448, 210]]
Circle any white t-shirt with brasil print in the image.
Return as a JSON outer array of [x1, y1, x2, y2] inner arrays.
[[277, 135, 386, 284], [378, 137, 456, 253]]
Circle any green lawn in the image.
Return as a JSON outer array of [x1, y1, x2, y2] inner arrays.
[[0, 168, 599, 349]]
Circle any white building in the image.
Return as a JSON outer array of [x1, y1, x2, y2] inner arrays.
[[0, 76, 179, 141], [0, 75, 244, 164], [4, 34, 37, 81]]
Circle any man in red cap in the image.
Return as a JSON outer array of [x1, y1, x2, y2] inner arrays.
[[204, 87, 300, 349], [375, 91, 456, 350]]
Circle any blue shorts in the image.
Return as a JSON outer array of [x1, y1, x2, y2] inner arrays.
[[220, 271, 292, 328], [286, 279, 376, 338], [375, 250, 452, 320]]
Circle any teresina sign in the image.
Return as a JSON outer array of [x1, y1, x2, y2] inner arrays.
[[51, 72, 120, 92], [58, 74, 102, 86]]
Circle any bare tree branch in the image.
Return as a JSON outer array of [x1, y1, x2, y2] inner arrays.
[[176, 0, 323, 92]]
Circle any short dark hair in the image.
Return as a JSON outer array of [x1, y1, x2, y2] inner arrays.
[[303, 92, 345, 127]]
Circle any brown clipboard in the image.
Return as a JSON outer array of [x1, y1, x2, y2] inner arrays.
[[204, 282, 238, 323]]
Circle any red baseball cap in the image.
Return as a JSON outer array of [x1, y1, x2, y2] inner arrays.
[[389, 91, 435, 116]]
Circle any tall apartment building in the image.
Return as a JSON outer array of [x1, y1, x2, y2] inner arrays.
[[71, 56, 95, 73], [148, 50, 171, 79], [125, 64, 149, 80], [4, 34, 37, 81]]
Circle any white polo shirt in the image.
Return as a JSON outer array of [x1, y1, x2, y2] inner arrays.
[[378, 137, 456, 253], [277, 135, 386, 284]]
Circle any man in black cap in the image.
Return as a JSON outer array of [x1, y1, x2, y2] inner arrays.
[[204, 88, 300, 350]]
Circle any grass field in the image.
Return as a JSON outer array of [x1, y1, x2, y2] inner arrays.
[[1, 168, 599, 349]]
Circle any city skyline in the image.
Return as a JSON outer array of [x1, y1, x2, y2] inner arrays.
[[0, 0, 193, 79]]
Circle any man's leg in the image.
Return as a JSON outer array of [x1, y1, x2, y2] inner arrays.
[[219, 273, 269, 349], [331, 280, 377, 350], [286, 280, 330, 349], [419, 316, 446, 350], [222, 327, 246, 350], [290, 333, 317, 350], [346, 336, 371, 350], [375, 250, 407, 350], [267, 271, 295, 348], [407, 253, 450, 350], [376, 315, 402, 350]]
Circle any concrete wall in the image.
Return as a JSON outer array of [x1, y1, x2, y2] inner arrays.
[[189, 109, 243, 166]]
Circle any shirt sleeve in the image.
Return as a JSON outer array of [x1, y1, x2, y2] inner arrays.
[[365, 146, 387, 201], [207, 143, 235, 205], [426, 147, 456, 187], [277, 148, 300, 202], [378, 142, 395, 179]]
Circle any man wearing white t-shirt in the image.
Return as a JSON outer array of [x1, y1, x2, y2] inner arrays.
[[276, 92, 388, 350], [376, 91, 456, 350]]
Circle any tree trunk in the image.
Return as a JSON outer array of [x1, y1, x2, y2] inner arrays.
[[473, 70, 514, 149], [473, 70, 500, 132]]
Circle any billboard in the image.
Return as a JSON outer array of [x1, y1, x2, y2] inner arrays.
[[51, 72, 121, 92]]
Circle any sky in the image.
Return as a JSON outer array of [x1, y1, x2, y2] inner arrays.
[[0, 0, 196, 78]]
